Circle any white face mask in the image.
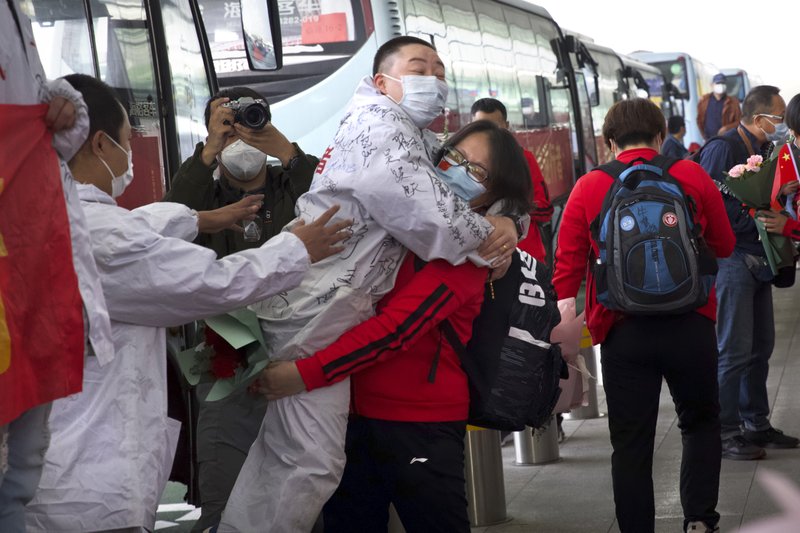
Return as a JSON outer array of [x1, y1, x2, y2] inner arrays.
[[713, 83, 726, 95], [97, 133, 134, 198], [381, 74, 449, 129], [219, 139, 267, 182]]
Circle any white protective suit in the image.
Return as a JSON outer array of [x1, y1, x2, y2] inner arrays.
[[25, 184, 312, 532], [220, 76, 494, 532]]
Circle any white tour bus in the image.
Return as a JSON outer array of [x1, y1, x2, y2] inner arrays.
[[630, 51, 719, 149]]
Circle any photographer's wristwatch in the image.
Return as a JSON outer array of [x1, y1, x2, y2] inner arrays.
[[283, 153, 301, 171]]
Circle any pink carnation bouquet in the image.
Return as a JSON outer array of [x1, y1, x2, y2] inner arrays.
[[723, 152, 795, 276]]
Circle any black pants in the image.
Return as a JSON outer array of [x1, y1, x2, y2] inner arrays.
[[601, 313, 721, 533], [323, 416, 469, 533]]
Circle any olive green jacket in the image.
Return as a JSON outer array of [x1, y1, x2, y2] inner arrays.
[[164, 142, 318, 258]]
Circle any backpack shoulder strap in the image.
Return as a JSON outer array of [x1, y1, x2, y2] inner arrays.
[[596, 159, 629, 180], [692, 134, 739, 163], [648, 154, 680, 174]]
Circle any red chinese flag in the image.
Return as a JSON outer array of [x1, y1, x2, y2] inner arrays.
[[771, 143, 800, 212], [0, 104, 84, 426]]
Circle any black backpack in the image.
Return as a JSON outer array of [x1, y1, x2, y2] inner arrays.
[[419, 250, 565, 431], [590, 155, 716, 315]]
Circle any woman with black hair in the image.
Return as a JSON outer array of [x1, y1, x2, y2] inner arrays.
[[259, 120, 532, 532], [758, 93, 800, 240]]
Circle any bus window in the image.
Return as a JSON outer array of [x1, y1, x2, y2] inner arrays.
[[160, 0, 213, 163], [474, 2, 522, 127], [726, 73, 746, 101], [438, 0, 489, 127], [506, 12, 543, 129], [528, 15, 558, 75], [24, 0, 169, 210], [198, 0, 370, 102], [403, 0, 461, 134], [20, 2, 96, 79], [652, 58, 689, 98]]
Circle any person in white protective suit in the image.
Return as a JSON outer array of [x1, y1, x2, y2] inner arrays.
[[219, 36, 524, 532], [0, 2, 114, 529], [23, 74, 352, 533]]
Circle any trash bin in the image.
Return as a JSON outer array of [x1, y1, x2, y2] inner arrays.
[[565, 326, 602, 420], [513, 415, 560, 465], [464, 426, 508, 526]]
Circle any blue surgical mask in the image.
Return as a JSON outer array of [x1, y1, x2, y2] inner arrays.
[[761, 117, 790, 144], [434, 164, 486, 202]]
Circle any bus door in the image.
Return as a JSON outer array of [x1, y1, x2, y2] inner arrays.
[[22, 0, 218, 209], [569, 71, 599, 173]]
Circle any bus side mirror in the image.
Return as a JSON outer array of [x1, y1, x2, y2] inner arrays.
[[240, 0, 283, 71]]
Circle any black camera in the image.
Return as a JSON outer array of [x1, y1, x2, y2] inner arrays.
[[223, 97, 270, 130]]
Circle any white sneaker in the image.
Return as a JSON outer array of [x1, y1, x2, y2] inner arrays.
[[686, 521, 719, 532]]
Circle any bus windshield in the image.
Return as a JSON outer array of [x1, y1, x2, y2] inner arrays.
[[651, 59, 689, 99], [725, 73, 746, 101], [199, 0, 370, 101]]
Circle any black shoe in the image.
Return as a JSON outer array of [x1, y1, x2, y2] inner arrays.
[[686, 521, 719, 532], [721, 435, 766, 460], [743, 427, 800, 449]]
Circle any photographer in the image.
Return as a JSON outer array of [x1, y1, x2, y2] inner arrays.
[[165, 87, 318, 256], [163, 87, 318, 531]]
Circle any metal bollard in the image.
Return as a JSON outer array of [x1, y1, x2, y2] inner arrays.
[[532, 415, 560, 464], [513, 428, 535, 465], [464, 427, 508, 527], [513, 415, 560, 465], [565, 326, 603, 420]]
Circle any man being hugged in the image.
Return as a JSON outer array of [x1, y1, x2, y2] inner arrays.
[[164, 87, 318, 532], [220, 36, 521, 532]]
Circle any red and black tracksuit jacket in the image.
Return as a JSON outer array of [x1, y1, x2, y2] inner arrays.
[[296, 253, 487, 422]]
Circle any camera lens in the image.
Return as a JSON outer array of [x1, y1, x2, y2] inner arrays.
[[241, 104, 268, 130]]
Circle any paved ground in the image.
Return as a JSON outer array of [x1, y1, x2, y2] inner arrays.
[[156, 283, 800, 532]]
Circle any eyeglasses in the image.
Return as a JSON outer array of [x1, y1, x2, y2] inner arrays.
[[441, 146, 489, 183], [758, 113, 784, 123]]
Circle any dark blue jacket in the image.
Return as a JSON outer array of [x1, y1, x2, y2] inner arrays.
[[661, 135, 688, 159], [697, 126, 771, 256]]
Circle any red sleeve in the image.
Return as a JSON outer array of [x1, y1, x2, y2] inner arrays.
[[295, 259, 487, 391], [553, 178, 592, 300], [525, 150, 554, 223], [782, 217, 800, 241], [695, 165, 736, 258]]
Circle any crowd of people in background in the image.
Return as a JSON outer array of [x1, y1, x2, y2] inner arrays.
[[3, 0, 800, 531]]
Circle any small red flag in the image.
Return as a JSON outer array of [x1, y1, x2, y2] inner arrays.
[[0, 104, 84, 425]]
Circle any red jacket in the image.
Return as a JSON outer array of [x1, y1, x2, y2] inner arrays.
[[296, 253, 487, 422], [517, 149, 553, 262], [552, 148, 735, 344], [782, 217, 800, 240]]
